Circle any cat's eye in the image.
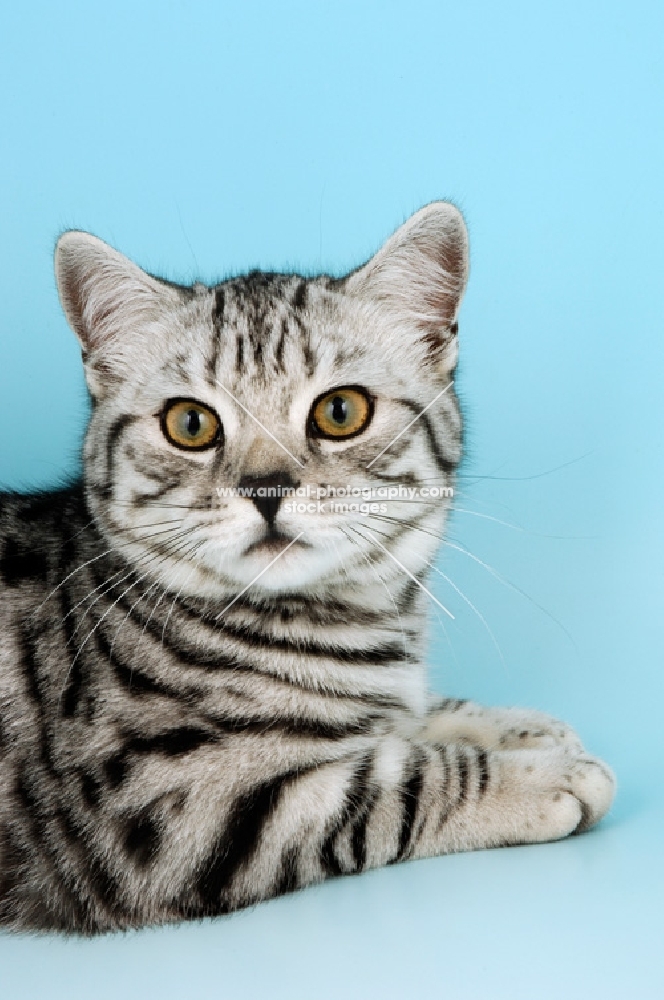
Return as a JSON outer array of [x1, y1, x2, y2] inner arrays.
[[309, 386, 373, 439], [161, 399, 221, 451]]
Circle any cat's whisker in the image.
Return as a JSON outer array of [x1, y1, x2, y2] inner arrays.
[[111, 520, 190, 538], [160, 540, 210, 646], [131, 583, 171, 667], [344, 522, 454, 621], [443, 539, 575, 645], [426, 560, 506, 670], [112, 516, 188, 529], [451, 506, 593, 541], [338, 526, 408, 658], [69, 568, 144, 641], [28, 546, 121, 618], [345, 521, 462, 671], [58, 578, 146, 703], [58, 531, 204, 702], [213, 532, 305, 621], [64, 526, 195, 638], [358, 510, 573, 643], [108, 578, 161, 663], [28, 520, 189, 618], [106, 532, 205, 660], [59, 531, 196, 642], [453, 452, 592, 484], [110, 500, 216, 512], [363, 512, 446, 545], [60, 565, 132, 631]]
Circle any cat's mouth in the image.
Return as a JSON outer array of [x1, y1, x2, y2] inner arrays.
[[243, 530, 310, 557]]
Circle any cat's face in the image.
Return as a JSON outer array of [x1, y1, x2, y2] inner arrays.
[[55, 204, 467, 600]]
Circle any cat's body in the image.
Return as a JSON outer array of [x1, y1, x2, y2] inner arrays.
[[0, 203, 614, 933]]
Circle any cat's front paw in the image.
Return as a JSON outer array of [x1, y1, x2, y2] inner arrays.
[[422, 702, 585, 753], [568, 753, 616, 832], [491, 707, 585, 753], [497, 747, 616, 842]]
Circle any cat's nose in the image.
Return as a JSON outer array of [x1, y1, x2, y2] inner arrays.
[[237, 471, 299, 526]]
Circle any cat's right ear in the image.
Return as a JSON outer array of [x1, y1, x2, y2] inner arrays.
[[54, 232, 174, 395]]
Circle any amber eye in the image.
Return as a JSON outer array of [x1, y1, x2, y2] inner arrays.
[[161, 399, 221, 450], [310, 386, 373, 439]]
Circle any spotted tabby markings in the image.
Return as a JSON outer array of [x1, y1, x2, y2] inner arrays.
[[104, 415, 137, 496], [274, 316, 288, 371], [394, 747, 426, 861], [320, 752, 375, 876], [392, 397, 459, 475], [194, 763, 319, 912], [103, 727, 218, 789], [14, 757, 127, 929], [17, 625, 57, 778], [273, 844, 300, 897], [0, 537, 48, 587], [1, 206, 542, 935], [94, 626, 194, 701], [477, 750, 490, 797], [207, 287, 225, 384], [93, 613, 384, 741], [105, 582, 414, 667], [124, 809, 161, 868], [79, 770, 103, 810]]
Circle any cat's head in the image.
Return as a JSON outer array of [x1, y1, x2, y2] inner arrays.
[[55, 203, 467, 601]]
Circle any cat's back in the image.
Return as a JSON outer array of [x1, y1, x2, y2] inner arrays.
[[0, 484, 88, 595], [0, 485, 89, 738]]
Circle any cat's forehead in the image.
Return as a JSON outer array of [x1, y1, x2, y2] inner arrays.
[[149, 269, 421, 411], [177, 272, 373, 384], [222, 271, 313, 318], [217, 271, 336, 343]]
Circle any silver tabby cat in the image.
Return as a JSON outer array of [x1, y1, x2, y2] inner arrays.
[[0, 203, 615, 933]]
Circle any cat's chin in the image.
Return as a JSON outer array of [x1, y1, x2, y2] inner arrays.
[[173, 535, 336, 596], [230, 539, 333, 593]]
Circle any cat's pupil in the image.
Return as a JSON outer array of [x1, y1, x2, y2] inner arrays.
[[331, 396, 347, 424], [186, 409, 201, 436]]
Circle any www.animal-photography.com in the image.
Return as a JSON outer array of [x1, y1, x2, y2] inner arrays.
[[0, 2, 662, 999]]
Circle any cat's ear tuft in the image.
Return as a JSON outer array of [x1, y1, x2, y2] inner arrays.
[[54, 231, 169, 353], [345, 202, 468, 361]]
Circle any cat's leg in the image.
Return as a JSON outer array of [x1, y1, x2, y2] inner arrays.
[[420, 698, 585, 752], [189, 735, 615, 915]]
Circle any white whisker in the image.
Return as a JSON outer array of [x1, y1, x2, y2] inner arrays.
[[426, 560, 506, 670]]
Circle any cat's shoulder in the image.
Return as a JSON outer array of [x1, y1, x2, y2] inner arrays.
[[0, 482, 87, 591]]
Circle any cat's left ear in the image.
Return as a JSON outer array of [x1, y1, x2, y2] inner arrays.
[[344, 201, 468, 369]]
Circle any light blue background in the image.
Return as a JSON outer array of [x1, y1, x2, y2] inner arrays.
[[1, 1, 662, 997]]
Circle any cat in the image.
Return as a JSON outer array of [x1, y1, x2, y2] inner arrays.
[[0, 202, 615, 933]]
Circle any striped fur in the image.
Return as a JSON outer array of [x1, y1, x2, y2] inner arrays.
[[0, 204, 615, 933]]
